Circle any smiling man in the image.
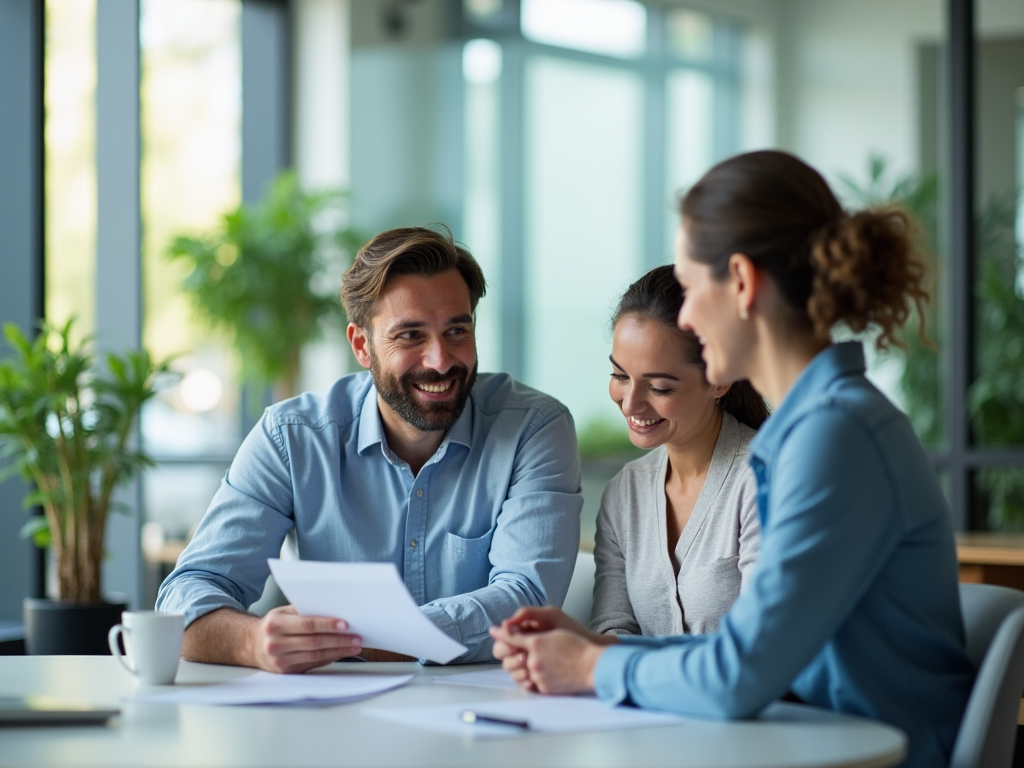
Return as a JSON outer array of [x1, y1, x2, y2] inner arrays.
[[156, 226, 582, 672]]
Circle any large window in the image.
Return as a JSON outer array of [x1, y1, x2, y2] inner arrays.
[[45, 0, 96, 342], [456, 2, 748, 545], [139, 0, 243, 555]]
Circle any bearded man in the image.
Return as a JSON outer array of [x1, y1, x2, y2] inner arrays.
[[156, 226, 582, 671]]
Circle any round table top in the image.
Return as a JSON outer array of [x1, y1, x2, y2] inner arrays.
[[0, 656, 906, 768]]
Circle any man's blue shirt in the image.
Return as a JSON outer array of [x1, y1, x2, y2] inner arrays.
[[157, 371, 583, 662], [594, 342, 974, 768]]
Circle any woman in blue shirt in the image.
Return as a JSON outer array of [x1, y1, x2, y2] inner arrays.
[[491, 150, 975, 768]]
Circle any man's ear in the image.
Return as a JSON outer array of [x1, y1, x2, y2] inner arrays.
[[727, 253, 760, 319], [347, 323, 372, 370]]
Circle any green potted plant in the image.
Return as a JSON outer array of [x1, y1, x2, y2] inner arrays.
[[166, 171, 364, 402], [0, 320, 169, 654]]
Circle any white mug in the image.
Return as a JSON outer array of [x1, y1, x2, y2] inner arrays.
[[107, 611, 184, 685]]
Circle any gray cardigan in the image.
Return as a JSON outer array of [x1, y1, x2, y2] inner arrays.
[[590, 412, 761, 637]]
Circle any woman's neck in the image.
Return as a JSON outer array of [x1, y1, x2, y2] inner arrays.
[[664, 405, 723, 486], [748, 325, 829, 410]]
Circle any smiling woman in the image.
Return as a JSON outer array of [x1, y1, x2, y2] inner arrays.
[[590, 265, 767, 639]]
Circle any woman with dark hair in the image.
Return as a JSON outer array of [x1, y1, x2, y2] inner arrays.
[[592, 265, 767, 638], [491, 150, 974, 768]]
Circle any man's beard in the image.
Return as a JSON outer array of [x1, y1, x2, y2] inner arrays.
[[369, 351, 477, 433]]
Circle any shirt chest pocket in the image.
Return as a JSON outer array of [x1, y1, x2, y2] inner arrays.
[[440, 529, 495, 597], [446, 528, 494, 555]]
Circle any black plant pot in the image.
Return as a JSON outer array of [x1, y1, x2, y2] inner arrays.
[[23, 596, 128, 655]]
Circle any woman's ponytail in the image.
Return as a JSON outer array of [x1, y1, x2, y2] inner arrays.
[[807, 206, 931, 350]]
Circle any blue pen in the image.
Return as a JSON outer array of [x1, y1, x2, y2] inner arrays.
[[460, 709, 530, 730]]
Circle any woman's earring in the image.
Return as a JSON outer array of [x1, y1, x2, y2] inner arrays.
[[739, 306, 748, 320]]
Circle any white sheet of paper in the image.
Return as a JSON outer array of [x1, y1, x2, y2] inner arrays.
[[268, 559, 467, 663], [364, 696, 684, 737], [134, 671, 414, 706], [433, 669, 519, 690]]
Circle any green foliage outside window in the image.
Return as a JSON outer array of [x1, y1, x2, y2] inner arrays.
[[840, 156, 1024, 529]]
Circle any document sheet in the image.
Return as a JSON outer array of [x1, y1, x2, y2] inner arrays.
[[268, 559, 467, 663], [135, 671, 414, 706], [433, 669, 519, 690], [364, 696, 685, 737]]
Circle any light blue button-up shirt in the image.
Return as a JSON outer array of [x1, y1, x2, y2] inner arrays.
[[156, 372, 582, 662], [594, 342, 974, 768]]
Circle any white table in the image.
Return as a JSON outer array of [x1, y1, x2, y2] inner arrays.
[[0, 657, 906, 768]]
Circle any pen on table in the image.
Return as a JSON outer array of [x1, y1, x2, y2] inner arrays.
[[460, 710, 531, 730]]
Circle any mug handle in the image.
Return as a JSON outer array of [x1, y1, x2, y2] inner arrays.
[[108, 624, 135, 675]]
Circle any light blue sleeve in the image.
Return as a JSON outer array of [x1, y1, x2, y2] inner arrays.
[[155, 414, 295, 627], [594, 408, 900, 717], [421, 411, 583, 662]]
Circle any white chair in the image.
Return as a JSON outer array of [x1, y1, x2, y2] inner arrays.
[[950, 582, 1024, 768], [561, 550, 596, 626]]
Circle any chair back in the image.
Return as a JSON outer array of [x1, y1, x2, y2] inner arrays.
[[950, 583, 1024, 768], [561, 551, 596, 626]]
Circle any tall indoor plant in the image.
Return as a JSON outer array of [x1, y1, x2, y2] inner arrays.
[[166, 171, 364, 402], [0, 321, 168, 653], [841, 156, 1024, 529]]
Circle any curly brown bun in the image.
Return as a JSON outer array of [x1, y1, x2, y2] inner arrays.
[[808, 206, 931, 350]]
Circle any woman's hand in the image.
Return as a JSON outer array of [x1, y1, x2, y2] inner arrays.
[[489, 625, 607, 695], [497, 605, 584, 635], [497, 606, 615, 644]]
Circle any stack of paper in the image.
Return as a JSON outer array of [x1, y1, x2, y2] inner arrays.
[[433, 669, 519, 690], [135, 671, 414, 706]]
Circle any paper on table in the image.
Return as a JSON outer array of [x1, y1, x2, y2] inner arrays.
[[364, 696, 684, 737], [134, 671, 414, 706], [433, 668, 519, 690], [268, 559, 467, 664]]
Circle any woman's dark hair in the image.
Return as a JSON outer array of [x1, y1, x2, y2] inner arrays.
[[613, 265, 769, 431], [680, 150, 930, 350]]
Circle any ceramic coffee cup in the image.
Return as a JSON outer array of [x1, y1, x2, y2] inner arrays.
[[107, 611, 184, 685]]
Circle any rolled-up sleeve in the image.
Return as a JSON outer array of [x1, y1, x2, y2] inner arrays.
[[156, 414, 295, 627], [422, 409, 582, 662]]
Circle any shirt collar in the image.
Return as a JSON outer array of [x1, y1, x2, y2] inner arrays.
[[748, 341, 866, 463], [356, 381, 475, 457]]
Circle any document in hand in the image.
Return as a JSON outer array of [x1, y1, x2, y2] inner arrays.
[[268, 559, 468, 663]]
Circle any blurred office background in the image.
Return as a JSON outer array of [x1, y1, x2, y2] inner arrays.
[[1, 0, 1022, 618]]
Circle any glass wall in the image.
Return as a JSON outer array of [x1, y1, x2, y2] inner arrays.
[[45, 0, 96, 342], [139, 0, 243, 598], [970, 0, 1024, 529]]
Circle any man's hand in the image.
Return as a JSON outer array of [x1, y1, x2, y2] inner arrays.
[[489, 625, 607, 695], [249, 606, 363, 673]]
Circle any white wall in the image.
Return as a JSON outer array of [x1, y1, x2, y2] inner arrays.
[[775, 0, 943, 183]]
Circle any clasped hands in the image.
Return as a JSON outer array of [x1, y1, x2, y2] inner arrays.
[[488, 607, 619, 695]]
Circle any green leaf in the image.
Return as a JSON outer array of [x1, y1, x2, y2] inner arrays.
[[19, 516, 51, 549]]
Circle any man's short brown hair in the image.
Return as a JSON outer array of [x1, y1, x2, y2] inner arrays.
[[340, 225, 487, 329]]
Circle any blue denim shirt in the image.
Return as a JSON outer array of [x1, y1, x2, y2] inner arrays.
[[156, 372, 583, 662], [594, 342, 974, 768]]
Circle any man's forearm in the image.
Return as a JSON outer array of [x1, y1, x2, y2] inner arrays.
[[181, 607, 258, 667]]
